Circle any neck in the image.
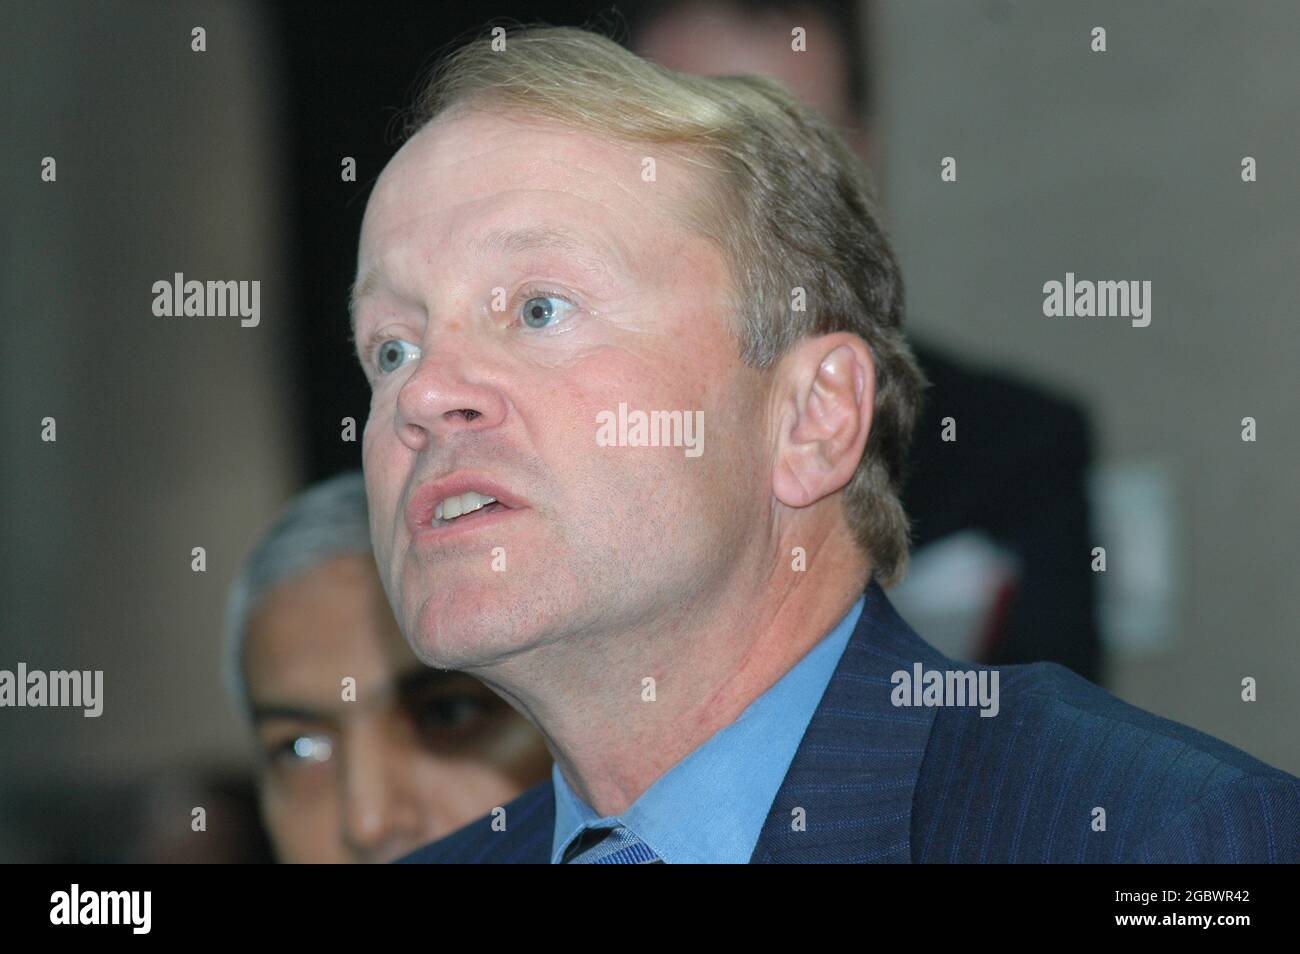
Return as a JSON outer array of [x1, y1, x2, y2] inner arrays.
[[474, 521, 870, 816]]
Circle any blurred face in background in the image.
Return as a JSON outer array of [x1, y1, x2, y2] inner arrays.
[[242, 554, 551, 863], [636, 1, 855, 126], [635, 1, 872, 164]]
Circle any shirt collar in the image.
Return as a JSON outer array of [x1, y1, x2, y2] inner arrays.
[[551, 594, 865, 862]]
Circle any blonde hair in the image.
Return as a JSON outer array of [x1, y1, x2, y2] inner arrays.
[[401, 25, 924, 585]]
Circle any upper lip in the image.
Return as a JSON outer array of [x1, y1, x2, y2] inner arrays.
[[405, 471, 527, 534]]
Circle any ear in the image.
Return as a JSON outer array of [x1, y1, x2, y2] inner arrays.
[[771, 334, 875, 509]]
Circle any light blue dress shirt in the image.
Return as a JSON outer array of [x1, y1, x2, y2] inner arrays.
[[551, 594, 866, 863]]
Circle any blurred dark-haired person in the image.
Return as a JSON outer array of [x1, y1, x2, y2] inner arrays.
[[224, 471, 550, 863], [358, 27, 1299, 863]]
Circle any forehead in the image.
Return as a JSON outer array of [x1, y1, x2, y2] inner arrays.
[[358, 107, 705, 269], [244, 555, 411, 700]]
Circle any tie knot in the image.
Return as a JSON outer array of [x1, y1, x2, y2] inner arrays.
[[560, 825, 664, 864]]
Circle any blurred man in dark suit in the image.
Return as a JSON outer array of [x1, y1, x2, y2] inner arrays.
[[629, 0, 1103, 682]]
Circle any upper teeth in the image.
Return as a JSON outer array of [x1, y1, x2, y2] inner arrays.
[[434, 491, 497, 522]]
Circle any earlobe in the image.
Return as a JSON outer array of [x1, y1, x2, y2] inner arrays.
[[771, 336, 875, 510]]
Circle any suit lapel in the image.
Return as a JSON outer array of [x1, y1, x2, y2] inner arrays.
[[462, 781, 555, 863], [465, 582, 947, 864], [749, 580, 949, 863]]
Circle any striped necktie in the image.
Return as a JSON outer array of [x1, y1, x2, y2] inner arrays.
[[560, 825, 665, 864]]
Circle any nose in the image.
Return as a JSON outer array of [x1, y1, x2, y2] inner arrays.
[[393, 332, 508, 452], [339, 719, 428, 862]]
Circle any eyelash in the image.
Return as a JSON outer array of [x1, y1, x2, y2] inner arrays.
[[516, 283, 572, 305], [361, 285, 577, 373]]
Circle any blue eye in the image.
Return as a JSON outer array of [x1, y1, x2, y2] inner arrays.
[[375, 338, 420, 374], [520, 294, 573, 329]]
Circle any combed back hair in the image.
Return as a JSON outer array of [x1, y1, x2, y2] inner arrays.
[[222, 471, 374, 716], [400, 25, 924, 585]]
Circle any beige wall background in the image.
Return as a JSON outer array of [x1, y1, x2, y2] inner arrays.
[[1, 0, 296, 790], [874, 0, 1298, 773]]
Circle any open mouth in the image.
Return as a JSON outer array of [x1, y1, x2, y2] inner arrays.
[[431, 492, 511, 528]]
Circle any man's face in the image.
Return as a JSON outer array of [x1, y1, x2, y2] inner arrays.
[[354, 109, 770, 671], [244, 555, 550, 863]]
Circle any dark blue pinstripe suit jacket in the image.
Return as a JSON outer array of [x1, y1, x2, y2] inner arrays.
[[398, 581, 1300, 863]]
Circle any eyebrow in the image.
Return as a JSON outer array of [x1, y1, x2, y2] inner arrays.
[[349, 225, 613, 331], [251, 703, 333, 724], [249, 668, 460, 725], [348, 270, 378, 332]]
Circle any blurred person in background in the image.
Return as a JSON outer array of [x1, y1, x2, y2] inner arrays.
[[627, 0, 1103, 683], [224, 471, 551, 863]]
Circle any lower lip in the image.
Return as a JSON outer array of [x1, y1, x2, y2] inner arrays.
[[410, 502, 525, 547]]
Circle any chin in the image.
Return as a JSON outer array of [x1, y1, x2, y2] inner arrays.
[[406, 582, 540, 670]]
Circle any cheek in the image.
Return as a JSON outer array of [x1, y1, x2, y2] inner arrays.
[[557, 351, 718, 450], [535, 359, 637, 472], [361, 388, 392, 465], [362, 397, 404, 519], [263, 787, 337, 862], [412, 758, 524, 824], [558, 347, 686, 417]]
